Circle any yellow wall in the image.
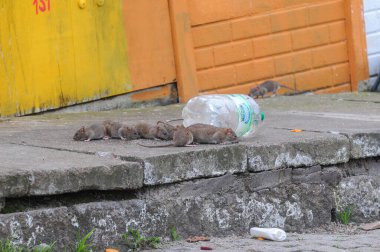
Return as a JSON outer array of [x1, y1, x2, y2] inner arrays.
[[0, 0, 176, 116]]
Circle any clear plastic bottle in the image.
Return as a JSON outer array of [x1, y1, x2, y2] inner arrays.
[[182, 94, 264, 137]]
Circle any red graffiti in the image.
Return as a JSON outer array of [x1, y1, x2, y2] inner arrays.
[[33, 0, 51, 15]]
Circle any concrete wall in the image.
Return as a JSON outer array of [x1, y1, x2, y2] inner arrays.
[[364, 0, 380, 90]]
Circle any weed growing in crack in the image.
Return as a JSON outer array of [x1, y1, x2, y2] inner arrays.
[[31, 242, 55, 252], [170, 226, 180, 241], [0, 239, 24, 252], [337, 206, 353, 225], [122, 227, 161, 251], [74, 229, 95, 252], [0, 240, 55, 252]]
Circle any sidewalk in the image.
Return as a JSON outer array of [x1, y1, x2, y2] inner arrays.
[[155, 228, 380, 252]]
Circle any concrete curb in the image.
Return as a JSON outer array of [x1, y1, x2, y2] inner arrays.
[[0, 144, 143, 199], [0, 130, 379, 199]]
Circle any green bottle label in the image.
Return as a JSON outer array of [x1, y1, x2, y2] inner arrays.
[[227, 94, 253, 137]]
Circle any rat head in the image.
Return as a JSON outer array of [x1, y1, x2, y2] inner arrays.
[[249, 86, 261, 97], [156, 125, 170, 140], [73, 126, 88, 141], [224, 128, 238, 142], [184, 128, 194, 144], [174, 125, 193, 145]]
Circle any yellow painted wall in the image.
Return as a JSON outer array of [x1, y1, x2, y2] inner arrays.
[[0, 0, 176, 116], [0, 0, 132, 116]]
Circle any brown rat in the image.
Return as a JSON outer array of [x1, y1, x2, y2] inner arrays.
[[134, 123, 157, 139], [156, 121, 177, 140], [103, 120, 123, 139], [73, 123, 107, 141], [118, 125, 140, 140], [248, 80, 296, 98], [135, 122, 169, 140], [187, 123, 238, 144], [138, 125, 193, 147]]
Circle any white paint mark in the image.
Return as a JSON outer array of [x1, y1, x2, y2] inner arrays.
[[336, 146, 348, 161], [216, 209, 230, 229], [98, 219, 106, 227], [26, 214, 33, 228], [10, 218, 23, 245], [285, 201, 303, 220], [353, 136, 380, 156], [249, 156, 268, 170], [306, 210, 314, 224], [144, 162, 156, 185], [203, 202, 216, 222], [275, 152, 313, 168], [71, 215, 79, 228]]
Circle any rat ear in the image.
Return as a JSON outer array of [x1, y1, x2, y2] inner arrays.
[[226, 128, 234, 135], [80, 126, 85, 132]]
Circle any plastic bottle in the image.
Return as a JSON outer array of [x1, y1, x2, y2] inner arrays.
[[182, 94, 264, 137], [250, 227, 287, 241]]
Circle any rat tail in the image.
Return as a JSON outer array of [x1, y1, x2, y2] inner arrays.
[[137, 142, 173, 148]]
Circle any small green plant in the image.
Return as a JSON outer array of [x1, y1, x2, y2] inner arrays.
[[75, 229, 95, 252], [337, 206, 352, 225], [122, 228, 142, 250], [0, 239, 24, 252], [31, 242, 55, 252], [144, 237, 160, 249], [122, 227, 161, 251], [169, 227, 180, 241]]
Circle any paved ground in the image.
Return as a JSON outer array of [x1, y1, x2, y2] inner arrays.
[[1, 92, 379, 199], [155, 228, 380, 252]]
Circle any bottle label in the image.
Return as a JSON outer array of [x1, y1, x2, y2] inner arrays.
[[227, 94, 253, 136]]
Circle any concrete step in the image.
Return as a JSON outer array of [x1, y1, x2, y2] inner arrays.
[[0, 93, 379, 250]]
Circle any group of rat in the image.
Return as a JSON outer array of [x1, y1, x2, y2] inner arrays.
[[73, 120, 238, 147], [73, 80, 293, 147]]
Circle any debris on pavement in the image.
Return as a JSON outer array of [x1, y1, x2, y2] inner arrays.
[[186, 236, 211, 243], [360, 221, 380, 231], [290, 129, 303, 132], [250, 227, 287, 241], [200, 246, 213, 250]]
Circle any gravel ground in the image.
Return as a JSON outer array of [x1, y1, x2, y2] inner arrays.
[[146, 224, 380, 252]]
